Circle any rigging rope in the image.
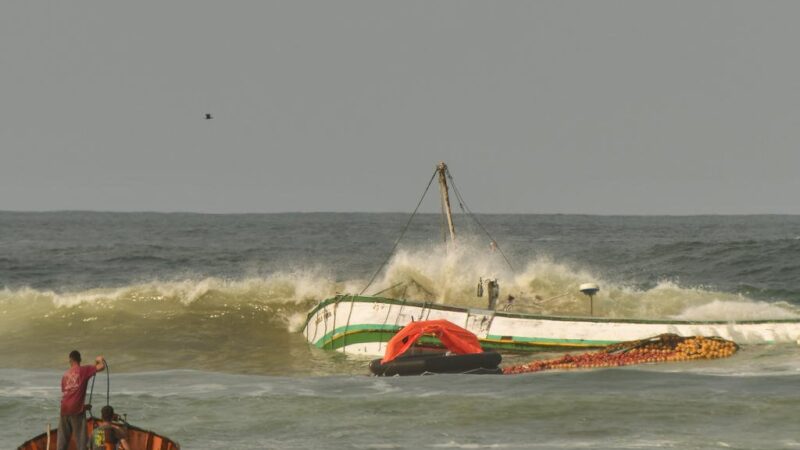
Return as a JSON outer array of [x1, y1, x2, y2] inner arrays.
[[359, 169, 438, 295], [371, 281, 406, 297], [86, 360, 110, 420], [445, 169, 515, 272], [105, 361, 110, 407], [88, 374, 94, 418], [449, 177, 478, 236]]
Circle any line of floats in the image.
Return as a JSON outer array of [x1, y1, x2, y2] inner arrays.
[[369, 319, 740, 376]]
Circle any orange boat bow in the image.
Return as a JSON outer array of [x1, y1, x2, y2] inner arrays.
[[18, 417, 179, 450]]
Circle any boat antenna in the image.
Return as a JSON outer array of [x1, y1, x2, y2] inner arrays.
[[359, 168, 439, 295], [445, 168, 515, 272], [437, 162, 456, 244], [580, 283, 600, 316]]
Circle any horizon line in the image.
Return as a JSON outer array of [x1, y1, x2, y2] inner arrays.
[[1, 209, 799, 217]]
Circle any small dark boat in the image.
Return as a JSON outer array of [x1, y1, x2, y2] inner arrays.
[[18, 417, 179, 450], [370, 351, 502, 376], [368, 319, 502, 376]]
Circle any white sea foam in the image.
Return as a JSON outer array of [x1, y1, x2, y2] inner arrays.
[[671, 299, 799, 321], [367, 242, 800, 320], [1, 242, 798, 326]]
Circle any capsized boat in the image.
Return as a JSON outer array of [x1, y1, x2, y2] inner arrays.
[[368, 319, 502, 376], [305, 294, 800, 357], [302, 162, 800, 357], [17, 417, 179, 450]]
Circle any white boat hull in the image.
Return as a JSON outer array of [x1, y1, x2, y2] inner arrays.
[[303, 295, 800, 357]]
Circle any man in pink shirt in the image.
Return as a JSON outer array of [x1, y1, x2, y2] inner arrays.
[[57, 350, 106, 450]]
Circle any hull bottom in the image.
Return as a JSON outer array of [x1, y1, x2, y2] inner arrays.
[[369, 352, 503, 376]]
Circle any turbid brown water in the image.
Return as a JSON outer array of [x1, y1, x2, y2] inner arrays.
[[3, 212, 800, 449]]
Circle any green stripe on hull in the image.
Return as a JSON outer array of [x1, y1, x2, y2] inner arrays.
[[313, 325, 619, 352], [314, 324, 401, 350], [484, 335, 617, 348], [317, 329, 447, 352]]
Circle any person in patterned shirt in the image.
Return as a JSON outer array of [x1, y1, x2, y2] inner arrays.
[[57, 350, 106, 450], [90, 405, 130, 450]]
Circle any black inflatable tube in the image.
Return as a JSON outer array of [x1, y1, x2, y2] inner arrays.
[[369, 352, 502, 376]]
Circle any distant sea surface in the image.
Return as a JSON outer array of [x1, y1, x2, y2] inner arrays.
[[3, 212, 800, 449]]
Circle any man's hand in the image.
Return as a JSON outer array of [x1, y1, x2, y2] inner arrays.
[[95, 356, 106, 371]]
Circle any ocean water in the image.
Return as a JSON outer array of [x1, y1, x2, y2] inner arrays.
[[2, 211, 800, 449]]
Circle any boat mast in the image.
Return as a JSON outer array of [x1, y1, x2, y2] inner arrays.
[[437, 161, 456, 243]]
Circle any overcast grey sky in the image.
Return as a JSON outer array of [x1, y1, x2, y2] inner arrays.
[[2, 1, 799, 214]]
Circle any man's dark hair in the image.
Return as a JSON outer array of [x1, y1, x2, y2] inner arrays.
[[101, 405, 114, 422], [69, 350, 81, 363]]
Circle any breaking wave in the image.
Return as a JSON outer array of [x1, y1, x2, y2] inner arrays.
[[1, 242, 798, 373], [364, 241, 800, 320], [3, 242, 799, 325]]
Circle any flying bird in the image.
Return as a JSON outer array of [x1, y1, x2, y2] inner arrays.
[[205, 113, 213, 120]]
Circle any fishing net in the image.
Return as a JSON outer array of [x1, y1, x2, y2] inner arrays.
[[503, 334, 738, 375]]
